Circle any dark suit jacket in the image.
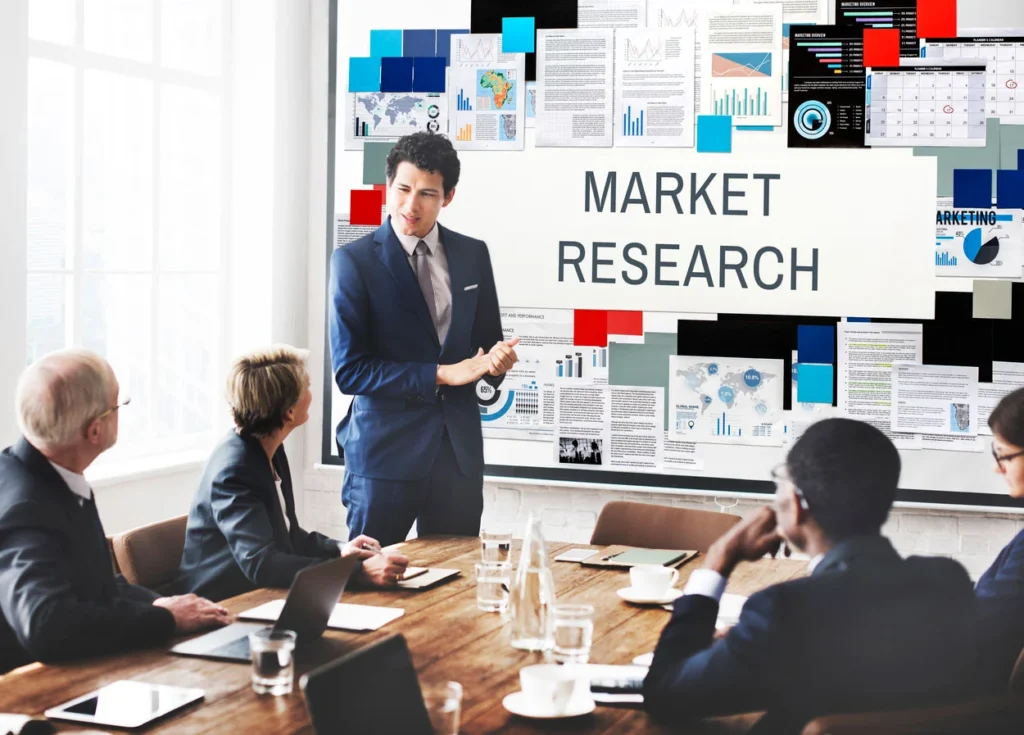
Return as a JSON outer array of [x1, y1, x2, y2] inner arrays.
[[0, 438, 175, 673], [975, 527, 1024, 688], [329, 218, 504, 481], [644, 536, 982, 735], [174, 431, 341, 602]]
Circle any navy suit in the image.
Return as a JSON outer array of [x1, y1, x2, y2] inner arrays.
[[0, 438, 175, 673], [976, 528, 1024, 688], [174, 431, 341, 602], [644, 536, 983, 735], [329, 217, 503, 545]]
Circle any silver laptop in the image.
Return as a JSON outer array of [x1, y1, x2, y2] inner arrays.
[[170, 554, 360, 662]]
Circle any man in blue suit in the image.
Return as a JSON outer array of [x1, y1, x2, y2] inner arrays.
[[330, 132, 518, 546], [644, 419, 984, 734]]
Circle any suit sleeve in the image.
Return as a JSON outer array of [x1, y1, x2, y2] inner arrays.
[[976, 532, 1024, 602], [644, 588, 783, 721], [209, 467, 328, 589], [329, 246, 438, 398], [471, 241, 507, 390], [291, 527, 342, 560], [0, 502, 175, 664], [116, 575, 161, 604]]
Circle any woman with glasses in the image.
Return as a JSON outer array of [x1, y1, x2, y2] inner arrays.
[[975, 386, 1024, 688]]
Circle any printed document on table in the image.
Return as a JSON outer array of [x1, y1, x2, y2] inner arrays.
[[891, 363, 979, 437], [934, 198, 1024, 278], [669, 356, 785, 446], [448, 34, 526, 151], [837, 323, 923, 450], [699, 4, 784, 125], [553, 385, 665, 470], [745, 0, 827, 25], [648, 2, 719, 116], [525, 81, 537, 128], [537, 29, 615, 147], [579, 0, 647, 29], [979, 362, 1024, 435], [614, 28, 697, 147]]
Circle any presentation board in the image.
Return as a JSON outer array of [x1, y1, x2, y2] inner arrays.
[[323, 0, 1024, 509]]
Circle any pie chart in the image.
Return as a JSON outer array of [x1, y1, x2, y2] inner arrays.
[[963, 228, 1000, 265]]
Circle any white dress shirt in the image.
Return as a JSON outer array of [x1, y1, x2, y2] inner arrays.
[[391, 219, 452, 343], [273, 476, 291, 532], [48, 460, 92, 505], [683, 552, 824, 603]]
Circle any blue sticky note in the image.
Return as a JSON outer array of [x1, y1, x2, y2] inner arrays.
[[997, 169, 1024, 209], [846, 317, 871, 322], [403, 29, 436, 58], [502, 17, 535, 53], [370, 29, 403, 58], [349, 57, 380, 92], [380, 57, 414, 92], [436, 29, 470, 66], [797, 364, 834, 404], [412, 57, 446, 93], [797, 325, 835, 365], [697, 115, 733, 153], [952, 168, 993, 209]]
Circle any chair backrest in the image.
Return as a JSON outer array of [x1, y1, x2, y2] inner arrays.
[[301, 634, 433, 735], [590, 501, 742, 552], [110, 515, 187, 594]]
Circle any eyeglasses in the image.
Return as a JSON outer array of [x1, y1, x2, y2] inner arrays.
[[770, 464, 811, 511], [992, 446, 1024, 467], [94, 395, 131, 423]]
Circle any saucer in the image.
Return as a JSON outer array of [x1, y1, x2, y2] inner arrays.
[[502, 691, 596, 719], [617, 586, 683, 605]]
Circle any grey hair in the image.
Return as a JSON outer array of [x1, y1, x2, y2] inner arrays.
[[16, 349, 116, 449]]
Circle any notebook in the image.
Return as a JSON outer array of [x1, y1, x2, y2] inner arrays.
[[395, 568, 460, 589], [580, 545, 697, 569], [239, 600, 404, 632]]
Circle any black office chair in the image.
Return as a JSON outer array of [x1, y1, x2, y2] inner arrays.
[[300, 634, 434, 734]]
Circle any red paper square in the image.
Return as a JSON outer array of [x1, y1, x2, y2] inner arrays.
[[372, 183, 387, 192], [863, 28, 901, 68], [574, 310, 609, 347], [917, 0, 957, 39], [350, 189, 384, 226], [607, 310, 643, 336]]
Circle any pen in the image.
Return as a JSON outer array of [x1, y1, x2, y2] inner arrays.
[[600, 551, 624, 562]]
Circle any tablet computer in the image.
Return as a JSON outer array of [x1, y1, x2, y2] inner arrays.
[[44, 680, 204, 729]]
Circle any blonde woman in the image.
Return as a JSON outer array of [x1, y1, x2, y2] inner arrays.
[[175, 346, 406, 602]]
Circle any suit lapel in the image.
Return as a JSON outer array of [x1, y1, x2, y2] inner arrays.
[[440, 224, 470, 354], [374, 217, 440, 347]]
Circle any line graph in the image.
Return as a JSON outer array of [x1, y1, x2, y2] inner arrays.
[[656, 9, 699, 28], [625, 39, 664, 63], [455, 37, 496, 64], [712, 52, 772, 78]]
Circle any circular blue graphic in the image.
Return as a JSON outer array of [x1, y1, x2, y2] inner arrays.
[[701, 394, 713, 405], [755, 401, 769, 416], [962, 228, 1000, 265], [744, 369, 763, 388], [708, 363, 719, 375], [685, 373, 702, 389], [794, 100, 831, 140], [718, 385, 736, 404]]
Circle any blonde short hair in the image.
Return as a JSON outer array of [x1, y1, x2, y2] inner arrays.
[[226, 345, 309, 437], [16, 349, 116, 449]]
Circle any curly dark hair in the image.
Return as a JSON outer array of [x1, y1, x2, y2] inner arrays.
[[385, 132, 461, 196]]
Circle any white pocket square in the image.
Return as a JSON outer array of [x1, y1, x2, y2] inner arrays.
[[464, 284, 478, 291]]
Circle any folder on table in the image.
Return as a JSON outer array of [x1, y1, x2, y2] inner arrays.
[[580, 545, 697, 569]]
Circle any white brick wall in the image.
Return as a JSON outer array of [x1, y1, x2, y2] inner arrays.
[[302, 472, 1024, 580]]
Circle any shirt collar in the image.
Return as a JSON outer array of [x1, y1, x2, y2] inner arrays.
[[48, 460, 93, 502], [807, 553, 825, 574], [390, 217, 440, 257]]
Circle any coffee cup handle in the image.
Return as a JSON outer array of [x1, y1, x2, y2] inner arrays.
[[669, 568, 679, 587]]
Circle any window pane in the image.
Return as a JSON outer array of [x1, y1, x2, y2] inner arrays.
[[27, 58, 74, 271], [159, 84, 221, 271], [26, 274, 71, 364], [83, 70, 153, 271], [84, 0, 153, 62], [161, 0, 222, 76], [29, 0, 75, 45], [155, 274, 217, 442], [81, 274, 152, 452]]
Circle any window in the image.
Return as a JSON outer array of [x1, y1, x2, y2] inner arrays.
[[26, 0, 232, 466]]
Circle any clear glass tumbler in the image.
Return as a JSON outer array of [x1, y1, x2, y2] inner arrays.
[[421, 680, 462, 735], [475, 561, 511, 613], [249, 628, 296, 696], [479, 527, 512, 564], [550, 604, 594, 664]]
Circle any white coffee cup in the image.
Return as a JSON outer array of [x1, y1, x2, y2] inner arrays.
[[519, 664, 587, 714], [629, 564, 679, 598]]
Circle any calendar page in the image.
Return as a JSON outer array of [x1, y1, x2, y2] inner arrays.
[[921, 37, 1024, 126], [865, 64, 988, 147]]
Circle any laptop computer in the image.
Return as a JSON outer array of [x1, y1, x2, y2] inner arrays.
[[300, 634, 433, 735], [170, 554, 360, 662]]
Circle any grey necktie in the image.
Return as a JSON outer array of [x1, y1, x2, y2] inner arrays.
[[413, 240, 439, 337]]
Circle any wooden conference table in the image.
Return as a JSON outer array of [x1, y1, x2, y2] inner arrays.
[[1, 537, 806, 734]]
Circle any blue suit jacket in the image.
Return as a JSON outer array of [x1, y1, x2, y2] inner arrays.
[[329, 218, 504, 481], [644, 536, 983, 735], [975, 527, 1024, 688], [174, 431, 341, 602]]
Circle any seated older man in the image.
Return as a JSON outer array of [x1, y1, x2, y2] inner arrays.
[[0, 349, 229, 673]]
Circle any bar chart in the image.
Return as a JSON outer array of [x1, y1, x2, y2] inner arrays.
[[591, 348, 608, 369], [836, 1, 919, 56], [622, 106, 645, 136], [354, 118, 370, 136], [556, 353, 586, 379], [712, 87, 770, 117], [714, 412, 742, 437], [456, 88, 473, 111], [456, 122, 473, 141], [796, 40, 846, 73], [935, 252, 959, 267]]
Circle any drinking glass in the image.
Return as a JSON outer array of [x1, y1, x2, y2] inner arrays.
[[249, 628, 296, 695], [421, 680, 462, 735], [550, 604, 594, 664], [475, 561, 511, 612], [480, 527, 512, 564]]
